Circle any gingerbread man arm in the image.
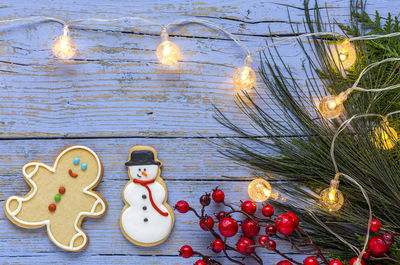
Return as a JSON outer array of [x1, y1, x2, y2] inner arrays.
[[4, 163, 50, 228], [82, 190, 107, 217]]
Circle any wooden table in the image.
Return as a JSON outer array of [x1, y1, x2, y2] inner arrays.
[[0, 0, 395, 264]]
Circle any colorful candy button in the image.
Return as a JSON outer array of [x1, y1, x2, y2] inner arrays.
[[59, 186, 66, 194], [81, 163, 87, 170], [73, 157, 80, 165], [48, 204, 56, 212], [54, 194, 61, 202]]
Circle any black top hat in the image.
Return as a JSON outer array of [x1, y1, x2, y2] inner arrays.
[[125, 150, 161, 166]]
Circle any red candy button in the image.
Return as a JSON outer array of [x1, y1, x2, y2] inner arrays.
[[48, 203, 56, 212], [59, 186, 66, 194]]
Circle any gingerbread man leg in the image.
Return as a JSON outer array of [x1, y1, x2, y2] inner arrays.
[[46, 191, 106, 251]]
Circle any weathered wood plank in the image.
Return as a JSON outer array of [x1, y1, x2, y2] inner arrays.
[[0, 1, 397, 264], [1, 178, 305, 263], [0, 138, 273, 181], [0, 0, 394, 138]]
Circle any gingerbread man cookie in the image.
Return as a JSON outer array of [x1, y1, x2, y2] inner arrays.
[[4, 145, 107, 252], [120, 146, 174, 246]]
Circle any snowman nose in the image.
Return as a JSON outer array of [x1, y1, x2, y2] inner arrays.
[[141, 171, 148, 177]]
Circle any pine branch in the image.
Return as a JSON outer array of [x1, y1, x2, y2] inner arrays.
[[213, 0, 400, 260]]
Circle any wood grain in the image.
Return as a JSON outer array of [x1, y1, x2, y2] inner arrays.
[[0, 0, 388, 138], [0, 0, 397, 264]]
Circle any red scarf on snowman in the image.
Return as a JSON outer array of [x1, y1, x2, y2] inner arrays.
[[133, 178, 169, 216]]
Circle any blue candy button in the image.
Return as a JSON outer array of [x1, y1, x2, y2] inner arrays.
[[73, 157, 80, 165], [81, 163, 87, 170]]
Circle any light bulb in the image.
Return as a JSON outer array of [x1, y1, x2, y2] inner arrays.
[[52, 26, 76, 60], [373, 122, 398, 150], [156, 40, 180, 66], [248, 178, 272, 202], [233, 65, 256, 90], [320, 180, 344, 212], [331, 38, 356, 70], [318, 94, 346, 119]]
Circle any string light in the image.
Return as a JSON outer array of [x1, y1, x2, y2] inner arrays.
[[1, 16, 400, 97], [156, 27, 180, 66], [318, 58, 400, 119], [320, 177, 344, 212], [331, 38, 356, 69], [51, 25, 76, 59], [233, 55, 257, 90], [247, 178, 272, 202], [318, 92, 348, 119], [373, 120, 398, 150]]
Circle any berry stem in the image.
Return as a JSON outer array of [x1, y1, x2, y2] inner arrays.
[[370, 253, 400, 263]]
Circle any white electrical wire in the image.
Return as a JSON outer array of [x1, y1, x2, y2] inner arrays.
[[166, 18, 251, 57], [322, 109, 400, 263], [67, 16, 164, 29], [250, 31, 345, 56], [308, 172, 373, 262], [0, 15, 399, 66], [0, 16, 66, 26], [349, 57, 400, 93]]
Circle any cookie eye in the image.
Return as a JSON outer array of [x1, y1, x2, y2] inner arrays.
[[73, 157, 80, 165], [81, 163, 87, 171], [144, 168, 146, 172], [138, 168, 141, 171]]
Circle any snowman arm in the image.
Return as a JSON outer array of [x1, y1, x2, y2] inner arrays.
[[151, 182, 167, 203], [123, 182, 137, 205]]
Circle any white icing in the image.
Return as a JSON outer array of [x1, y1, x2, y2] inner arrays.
[[121, 165, 173, 244], [4, 145, 106, 251], [128, 165, 158, 181]]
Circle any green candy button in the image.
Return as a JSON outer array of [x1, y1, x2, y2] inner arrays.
[[54, 194, 61, 202]]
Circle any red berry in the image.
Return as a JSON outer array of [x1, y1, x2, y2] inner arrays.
[[275, 214, 296, 235], [383, 233, 395, 246], [349, 257, 365, 265], [241, 200, 256, 214], [284, 212, 299, 227], [362, 249, 370, 260], [267, 239, 276, 250], [329, 260, 343, 265], [200, 215, 214, 231], [200, 193, 211, 206], [265, 224, 276, 236], [237, 236, 255, 254], [194, 260, 207, 265], [236, 241, 248, 253], [258, 235, 269, 246], [303, 256, 319, 265], [175, 200, 190, 213], [215, 211, 227, 221], [262, 205, 274, 217], [212, 188, 225, 203], [277, 261, 293, 265], [218, 217, 238, 237], [179, 245, 193, 258], [211, 238, 224, 253], [370, 219, 382, 233], [241, 219, 260, 237], [368, 236, 389, 256]]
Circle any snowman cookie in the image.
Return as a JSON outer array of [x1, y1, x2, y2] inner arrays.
[[4, 145, 107, 252], [120, 146, 174, 246]]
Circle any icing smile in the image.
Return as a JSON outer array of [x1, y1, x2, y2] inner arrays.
[[69, 169, 78, 178], [136, 174, 142, 178]]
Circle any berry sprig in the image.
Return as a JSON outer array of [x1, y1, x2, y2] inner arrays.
[[361, 219, 400, 264], [174, 187, 338, 265]]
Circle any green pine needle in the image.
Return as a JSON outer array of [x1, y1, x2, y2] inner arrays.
[[214, 0, 400, 259]]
